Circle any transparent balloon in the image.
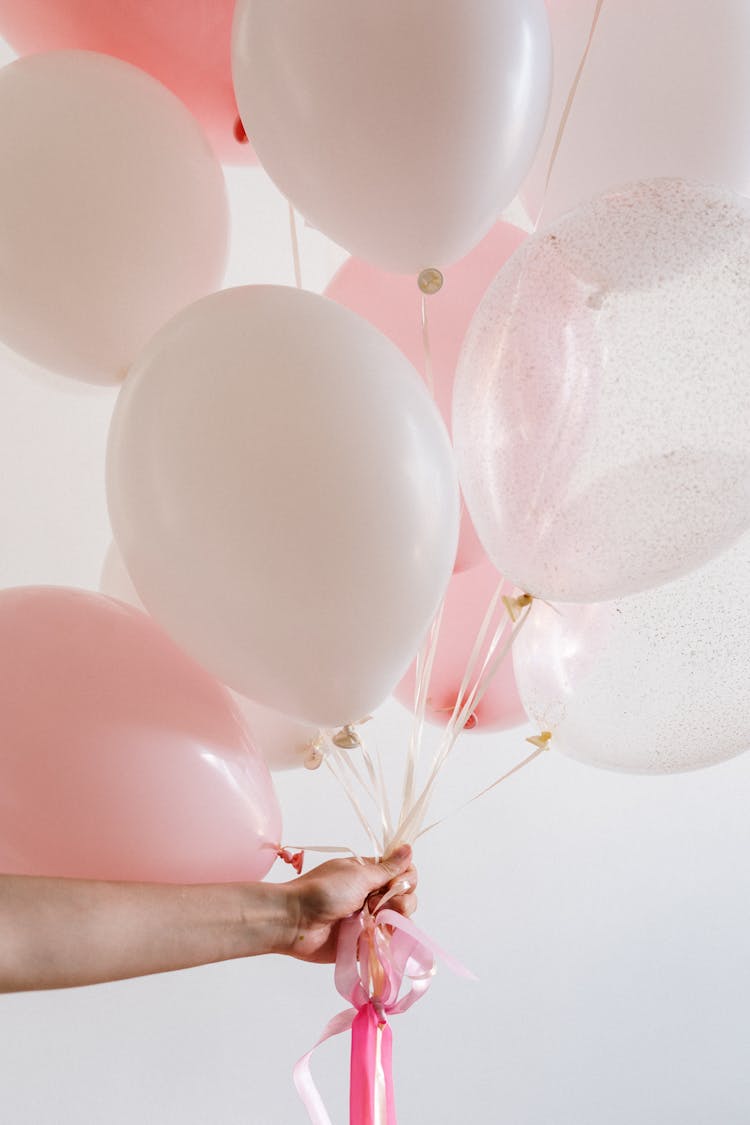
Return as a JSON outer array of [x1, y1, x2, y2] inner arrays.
[[513, 533, 750, 774], [453, 178, 750, 603]]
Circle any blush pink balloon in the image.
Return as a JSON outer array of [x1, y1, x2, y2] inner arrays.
[[394, 562, 527, 733], [325, 221, 526, 572], [0, 0, 256, 164], [0, 586, 281, 882]]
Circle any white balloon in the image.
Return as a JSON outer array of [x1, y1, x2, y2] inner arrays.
[[0, 51, 228, 384], [522, 0, 750, 225], [99, 542, 142, 609], [453, 178, 750, 603], [513, 533, 750, 774], [107, 285, 459, 728], [232, 0, 551, 272], [235, 699, 324, 772]]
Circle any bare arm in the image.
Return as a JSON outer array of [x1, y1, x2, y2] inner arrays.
[[0, 846, 416, 992]]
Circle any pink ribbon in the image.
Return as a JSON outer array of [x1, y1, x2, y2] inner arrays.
[[294, 904, 475, 1124]]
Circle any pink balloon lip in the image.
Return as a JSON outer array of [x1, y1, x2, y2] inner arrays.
[[233, 114, 249, 144]]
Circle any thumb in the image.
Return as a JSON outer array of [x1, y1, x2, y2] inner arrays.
[[367, 844, 412, 890]]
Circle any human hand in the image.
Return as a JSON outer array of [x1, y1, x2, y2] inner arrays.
[[280, 845, 417, 964]]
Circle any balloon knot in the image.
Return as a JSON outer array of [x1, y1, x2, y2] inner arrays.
[[502, 592, 534, 621], [417, 267, 444, 295], [332, 724, 362, 749], [277, 847, 305, 875], [525, 731, 552, 750], [233, 115, 249, 144]]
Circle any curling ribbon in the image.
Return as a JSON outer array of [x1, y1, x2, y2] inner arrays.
[[294, 902, 475, 1124]]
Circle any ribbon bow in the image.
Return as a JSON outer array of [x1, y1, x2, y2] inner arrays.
[[294, 899, 474, 1124]]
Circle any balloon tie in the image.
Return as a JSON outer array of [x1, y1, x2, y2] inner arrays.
[[304, 734, 326, 771], [332, 724, 361, 749], [502, 592, 533, 622], [526, 730, 552, 750], [233, 115, 249, 144], [277, 847, 305, 875]]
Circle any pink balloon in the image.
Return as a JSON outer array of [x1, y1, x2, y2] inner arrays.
[[394, 562, 527, 733], [325, 221, 526, 572], [0, 587, 281, 881], [0, 0, 256, 164]]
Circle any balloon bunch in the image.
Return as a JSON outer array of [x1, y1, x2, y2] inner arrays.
[[1, 1, 750, 1121]]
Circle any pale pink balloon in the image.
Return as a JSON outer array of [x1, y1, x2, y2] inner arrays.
[[0, 51, 229, 385], [0, 0, 256, 163], [394, 562, 526, 733], [325, 221, 526, 571], [0, 586, 281, 882]]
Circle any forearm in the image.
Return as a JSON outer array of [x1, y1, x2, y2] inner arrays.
[[0, 875, 294, 992]]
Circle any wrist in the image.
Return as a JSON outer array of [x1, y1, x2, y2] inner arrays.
[[239, 882, 299, 957]]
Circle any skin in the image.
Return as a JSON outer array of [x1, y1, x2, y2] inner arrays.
[[0, 845, 417, 993]]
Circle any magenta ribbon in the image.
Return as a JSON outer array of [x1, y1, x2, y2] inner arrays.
[[294, 904, 475, 1124]]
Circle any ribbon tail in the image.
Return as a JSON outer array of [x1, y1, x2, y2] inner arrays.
[[294, 1008, 357, 1125], [350, 1004, 397, 1125]]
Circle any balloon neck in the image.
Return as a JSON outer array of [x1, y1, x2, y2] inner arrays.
[[429, 700, 478, 730], [332, 724, 361, 749], [502, 592, 533, 622], [304, 735, 325, 770], [331, 717, 372, 750], [417, 267, 444, 295], [526, 731, 553, 751], [233, 115, 249, 144]]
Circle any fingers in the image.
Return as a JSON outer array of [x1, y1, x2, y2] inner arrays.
[[390, 862, 418, 916], [367, 862, 418, 917], [360, 844, 412, 897], [377, 844, 412, 880]]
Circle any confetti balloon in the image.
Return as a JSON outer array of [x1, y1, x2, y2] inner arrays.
[[453, 178, 750, 603], [513, 534, 750, 774]]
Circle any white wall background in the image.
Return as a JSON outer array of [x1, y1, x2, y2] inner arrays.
[[1, 34, 750, 1125]]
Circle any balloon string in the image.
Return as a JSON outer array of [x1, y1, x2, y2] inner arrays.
[[394, 587, 509, 846], [398, 599, 445, 836], [417, 745, 547, 840], [341, 734, 393, 847], [395, 600, 534, 845], [289, 200, 303, 288], [325, 748, 384, 857], [537, 0, 606, 229], [441, 580, 506, 738], [364, 735, 395, 846], [420, 293, 435, 398]]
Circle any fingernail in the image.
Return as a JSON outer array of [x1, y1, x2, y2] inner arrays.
[[389, 844, 411, 862]]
